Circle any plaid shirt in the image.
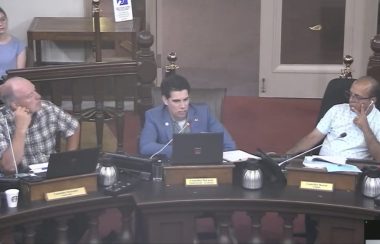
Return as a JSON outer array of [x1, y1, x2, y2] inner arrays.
[[0, 100, 79, 168]]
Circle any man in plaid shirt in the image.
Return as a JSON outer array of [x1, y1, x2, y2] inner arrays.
[[0, 76, 80, 175]]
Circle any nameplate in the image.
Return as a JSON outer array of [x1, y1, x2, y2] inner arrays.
[[300, 181, 334, 192], [185, 178, 218, 187], [45, 187, 87, 201]]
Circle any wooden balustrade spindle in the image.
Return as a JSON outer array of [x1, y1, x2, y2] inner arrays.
[[93, 77, 106, 149], [215, 212, 237, 244], [247, 211, 265, 244], [55, 216, 71, 244], [114, 76, 126, 153], [24, 221, 41, 244], [86, 211, 101, 244], [279, 213, 296, 244], [116, 207, 134, 243]]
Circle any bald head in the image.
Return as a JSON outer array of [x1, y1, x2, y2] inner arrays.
[[347, 76, 379, 114], [0, 77, 32, 105], [0, 77, 41, 113], [352, 76, 380, 98]]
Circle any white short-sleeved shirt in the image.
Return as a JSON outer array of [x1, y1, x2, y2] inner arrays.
[[317, 103, 380, 159]]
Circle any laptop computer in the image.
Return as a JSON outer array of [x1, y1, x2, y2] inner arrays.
[[44, 147, 100, 179], [171, 132, 223, 165]]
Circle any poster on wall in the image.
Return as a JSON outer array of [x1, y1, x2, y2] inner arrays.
[[113, 0, 133, 22]]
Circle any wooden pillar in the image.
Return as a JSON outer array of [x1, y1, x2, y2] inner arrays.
[[367, 35, 380, 82], [135, 31, 157, 125], [92, 0, 102, 62]]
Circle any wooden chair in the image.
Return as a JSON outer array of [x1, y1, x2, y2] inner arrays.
[[298, 57, 357, 243], [316, 77, 356, 123]]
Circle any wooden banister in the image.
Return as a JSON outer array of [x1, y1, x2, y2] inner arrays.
[[5, 31, 156, 152]]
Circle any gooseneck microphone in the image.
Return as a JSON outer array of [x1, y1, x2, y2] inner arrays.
[[279, 132, 347, 167], [149, 122, 190, 159], [2, 113, 19, 176]]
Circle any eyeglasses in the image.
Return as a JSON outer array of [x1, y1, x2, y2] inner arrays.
[[344, 90, 373, 101]]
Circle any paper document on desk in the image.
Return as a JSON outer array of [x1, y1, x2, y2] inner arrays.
[[303, 156, 361, 173], [312, 155, 347, 165], [223, 150, 261, 162], [29, 162, 48, 173]]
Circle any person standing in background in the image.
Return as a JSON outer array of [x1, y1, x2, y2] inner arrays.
[[0, 7, 26, 80]]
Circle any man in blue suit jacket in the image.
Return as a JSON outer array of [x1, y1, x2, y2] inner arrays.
[[139, 74, 236, 158]]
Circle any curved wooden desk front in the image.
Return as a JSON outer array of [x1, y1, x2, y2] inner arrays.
[[0, 192, 135, 244], [134, 182, 380, 244], [1, 181, 379, 243]]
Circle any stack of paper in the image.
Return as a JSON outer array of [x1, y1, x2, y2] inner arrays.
[[303, 155, 361, 173], [29, 162, 48, 173], [223, 150, 261, 162], [304, 155, 347, 166]]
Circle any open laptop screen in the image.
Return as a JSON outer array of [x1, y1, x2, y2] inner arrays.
[[171, 132, 223, 165], [45, 147, 100, 179]]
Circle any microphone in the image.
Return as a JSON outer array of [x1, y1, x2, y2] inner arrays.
[[366, 100, 375, 114], [2, 113, 19, 176], [279, 132, 347, 167], [149, 122, 190, 159]]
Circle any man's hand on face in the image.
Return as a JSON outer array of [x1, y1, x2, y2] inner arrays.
[[352, 103, 370, 131], [13, 106, 32, 133]]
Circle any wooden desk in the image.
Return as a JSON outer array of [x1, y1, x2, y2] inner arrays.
[[27, 17, 141, 66], [1, 180, 380, 243], [133, 182, 380, 243], [0, 191, 136, 244], [285, 160, 361, 191]]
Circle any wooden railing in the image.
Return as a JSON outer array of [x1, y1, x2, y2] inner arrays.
[[5, 31, 156, 153]]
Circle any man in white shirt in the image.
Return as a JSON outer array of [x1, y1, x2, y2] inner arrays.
[[287, 76, 380, 161]]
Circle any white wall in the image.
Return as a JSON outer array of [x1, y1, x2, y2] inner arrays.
[[152, 0, 260, 96], [1, 0, 88, 62]]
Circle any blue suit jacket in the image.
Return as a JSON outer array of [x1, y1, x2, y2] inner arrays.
[[139, 103, 236, 158]]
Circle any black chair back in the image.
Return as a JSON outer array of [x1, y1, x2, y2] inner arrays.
[[316, 77, 356, 124]]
